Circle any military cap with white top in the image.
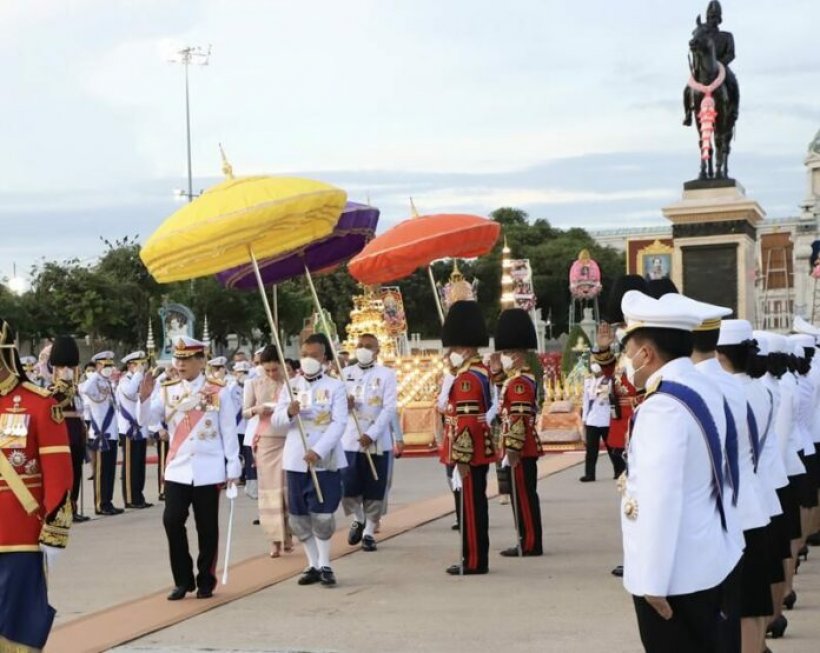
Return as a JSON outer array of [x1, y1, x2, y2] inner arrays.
[[20, 355, 37, 366], [788, 333, 815, 351], [92, 350, 116, 364], [621, 290, 708, 336], [232, 361, 251, 373], [767, 333, 790, 355], [122, 350, 147, 364], [793, 316, 820, 344], [173, 337, 206, 359], [752, 330, 771, 356], [208, 356, 227, 367], [717, 319, 754, 346]]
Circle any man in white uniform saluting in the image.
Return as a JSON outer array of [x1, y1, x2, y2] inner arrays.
[[618, 290, 742, 652], [137, 337, 241, 601]]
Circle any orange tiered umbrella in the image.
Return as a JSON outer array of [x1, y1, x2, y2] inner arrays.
[[348, 207, 501, 323]]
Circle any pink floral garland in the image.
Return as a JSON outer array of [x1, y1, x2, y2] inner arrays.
[[688, 62, 726, 161]]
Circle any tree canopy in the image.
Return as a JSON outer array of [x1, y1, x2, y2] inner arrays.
[[2, 209, 624, 352]]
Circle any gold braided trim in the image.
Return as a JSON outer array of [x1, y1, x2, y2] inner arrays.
[[0, 483, 42, 492], [0, 634, 40, 652], [693, 318, 722, 332], [451, 428, 474, 464], [0, 545, 40, 553], [38, 446, 70, 455]]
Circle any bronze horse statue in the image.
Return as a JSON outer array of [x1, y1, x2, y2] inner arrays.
[[683, 15, 739, 180]]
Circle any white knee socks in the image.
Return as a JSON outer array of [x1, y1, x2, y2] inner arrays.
[[302, 536, 319, 569], [316, 536, 332, 569]]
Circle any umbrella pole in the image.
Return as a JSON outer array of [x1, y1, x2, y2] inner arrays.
[[303, 263, 379, 481], [247, 245, 324, 503], [427, 265, 445, 325]]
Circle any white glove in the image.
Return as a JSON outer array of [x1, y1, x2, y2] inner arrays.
[[40, 544, 62, 572], [450, 471, 462, 492], [225, 484, 239, 500]]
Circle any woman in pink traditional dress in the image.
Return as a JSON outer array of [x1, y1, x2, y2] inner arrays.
[[243, 345, 293, 557]]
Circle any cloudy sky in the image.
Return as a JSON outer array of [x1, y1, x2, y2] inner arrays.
[[1, 0, 818, 283]]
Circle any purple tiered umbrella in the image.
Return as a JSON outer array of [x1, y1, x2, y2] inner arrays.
[[217, 201, 379, 289]]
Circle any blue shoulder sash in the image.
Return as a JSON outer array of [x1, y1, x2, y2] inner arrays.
[[653, 380, 728, 531]]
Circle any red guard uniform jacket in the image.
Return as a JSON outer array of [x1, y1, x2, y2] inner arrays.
[[440, 357, 497, 466], [499, 369, 542, 458], [0, 380, 73, 552]]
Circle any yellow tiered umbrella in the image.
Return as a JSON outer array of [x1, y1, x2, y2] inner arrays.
[[140, 150, 347, 501]]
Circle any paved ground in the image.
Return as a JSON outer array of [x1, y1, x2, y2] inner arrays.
[[50, 454, 820, 652]]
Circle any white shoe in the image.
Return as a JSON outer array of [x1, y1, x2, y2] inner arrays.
[[245, 479, 259, 500]]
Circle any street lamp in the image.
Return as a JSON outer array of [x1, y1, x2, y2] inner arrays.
[[169, 45, 211, 202], [7, 263, 26, 296]]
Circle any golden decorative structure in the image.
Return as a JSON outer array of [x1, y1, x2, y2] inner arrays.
[[343, 287, 396, 360], [501, 236, 515, 309]]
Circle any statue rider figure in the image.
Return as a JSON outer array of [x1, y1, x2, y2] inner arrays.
[[684, 0, 740, 130], [703, 1, 738, 120]]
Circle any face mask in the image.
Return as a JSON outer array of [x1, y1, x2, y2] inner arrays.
[[623, 350, 646, 389], [356, 348, 374, 366], [590, 363, 602, 376], [300, 357, 322, 378], [59, 368, 74, 382], [500, 354, 514, 371], [100, 367, 114, 379], [449, 352, 465, 369]]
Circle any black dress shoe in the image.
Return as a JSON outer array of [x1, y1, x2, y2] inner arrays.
[[361, 535, 377, 552], [611, 565, 624, 577], [806, 531, 820, 546], [128, 502, 153, 509], [167, 583, 195, 601], [499, 547, 542, 557], [767, 614, 787, 638], [73, 514, 90, 523], [252, 519, 260, 525], [798, 545, 809, 560], [196, 588, 214, 599], [446, 564, 488, 575], [158, 493, 165, 501], [579, 476, 595, 483], [451, 522, 460, 531], [297, 567, 322, 586], [320, 567, 337, 587], [96, 506, 124, 516], [348, 521, 364, 545], [783, 590, 796, 610]]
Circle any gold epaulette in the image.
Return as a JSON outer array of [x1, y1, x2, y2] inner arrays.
[[206, 376, 226, 387], [22, 382, 51, 398], [161, 378, 181, 387]]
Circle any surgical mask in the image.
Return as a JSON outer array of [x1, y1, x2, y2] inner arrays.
[[356, 348, 374, 366], [590, 363, 602, 375], [58, 368, 74, 382], [623, 350, 646, 389], [449, 352, 465, 369], [300, 357, 322, 378], [500, 354, 514, 371], [100, 367, 114, 379]]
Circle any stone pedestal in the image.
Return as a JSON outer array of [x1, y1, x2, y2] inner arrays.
[[662, 180, 765, 320]]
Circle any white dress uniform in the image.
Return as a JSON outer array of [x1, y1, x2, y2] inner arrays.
[[272, 370, 348, 578], [81, 352, 121, 514], [618, 291, 742, 652], [117, 352, 151, 508], [137, 337, 241, 597], [582, 376, 612, 428], [769, 335, 806, 478], [341, 362, 398, 545]]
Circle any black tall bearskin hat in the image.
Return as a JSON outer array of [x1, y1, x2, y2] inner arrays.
[[49, 335, 80, 367], [441, 301, 489, 348], [646, 278, 679, 299], [495, 308, 537, 351], [605, 275, 648, 324]]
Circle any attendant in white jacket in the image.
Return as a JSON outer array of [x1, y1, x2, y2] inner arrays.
[[273, 335, 348, 587], [137, 337, 240, 601], [341, 334, 397, 552]]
